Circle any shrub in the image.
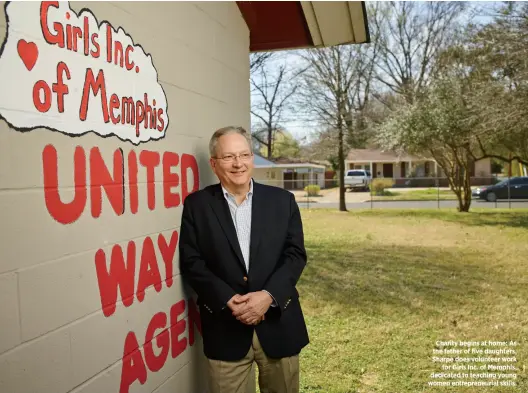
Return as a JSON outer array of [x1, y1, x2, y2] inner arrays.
[[371, 178, 394, 196], [304, 184, 321, 196]]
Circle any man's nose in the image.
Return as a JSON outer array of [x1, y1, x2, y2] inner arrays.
[[232, 159, 243, 167]]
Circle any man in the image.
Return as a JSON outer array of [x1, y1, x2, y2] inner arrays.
[[179, 126, 309, 393]]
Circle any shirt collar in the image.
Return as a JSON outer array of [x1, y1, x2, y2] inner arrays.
[[221, 178, 254, 200]]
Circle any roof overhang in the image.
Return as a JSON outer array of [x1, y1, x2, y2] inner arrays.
[[236, 1, 370, 52], [278, 163, 326, 169], [255, 163, 326, 169]]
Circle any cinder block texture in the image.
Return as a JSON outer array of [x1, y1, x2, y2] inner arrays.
[[0, 1, 250, 393]]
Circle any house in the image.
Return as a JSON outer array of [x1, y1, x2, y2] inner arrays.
[[0, 2, 369, 393], [252, 154, 283, 188], [253, 155, 326, 190], [346, 148, 493, 185], [346, 148, 438, 178]]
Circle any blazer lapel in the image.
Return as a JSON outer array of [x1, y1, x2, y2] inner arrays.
[[208, 185, 247, 271]]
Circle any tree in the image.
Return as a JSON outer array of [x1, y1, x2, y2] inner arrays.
[[250, 61, 300, 158], [378, 77, 477, 212], [300, 128, 339, 162], [261, 131, 301, 159], [298, 42, 377, 211], [250, 52, 275, 72], [446, 2, 528, 167], [370, 1, 466, 104]]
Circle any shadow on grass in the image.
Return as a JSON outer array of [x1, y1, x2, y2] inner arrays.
[[299, 241, 502, 315], [354, 209, 528, 229]]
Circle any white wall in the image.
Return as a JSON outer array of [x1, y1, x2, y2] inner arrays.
[[0, 2, 250, 393], [253, 168, 284, 188]]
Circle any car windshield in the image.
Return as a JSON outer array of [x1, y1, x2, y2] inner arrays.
[[347, 171, 365, 176], [494, 179, 509, 187]]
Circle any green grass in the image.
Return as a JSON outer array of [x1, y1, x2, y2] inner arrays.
[[372, 188, 458, 201], [292, 209, 527, 393]]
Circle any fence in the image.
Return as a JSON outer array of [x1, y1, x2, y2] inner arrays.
[[252, 176, 528, 210]]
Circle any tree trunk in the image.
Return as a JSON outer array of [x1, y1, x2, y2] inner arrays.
[[338, 123, 347, 212], [436, 157, 471, 213], [459, 163, 472, 212], [267, 127, 272, 158]]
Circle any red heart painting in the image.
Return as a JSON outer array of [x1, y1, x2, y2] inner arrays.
[[17, 39, 39, 71]]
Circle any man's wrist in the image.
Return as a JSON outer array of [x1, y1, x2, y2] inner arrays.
[[262, 290, 277, 307]]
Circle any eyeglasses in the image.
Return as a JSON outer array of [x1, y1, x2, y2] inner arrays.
[[213, 153, 253, 163]]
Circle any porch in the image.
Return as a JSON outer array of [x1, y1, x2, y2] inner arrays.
[[347, 160, 438, 179]]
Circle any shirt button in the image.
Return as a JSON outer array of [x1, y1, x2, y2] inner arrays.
[[243, 276, 248, 282]]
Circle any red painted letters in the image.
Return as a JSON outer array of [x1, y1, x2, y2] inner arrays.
[[158, 231, 178, 288], [136, 236, 163, 302], [43, 144, 87, 225], [94, 231, 179, 317], [120, 332, 147, 393], [139, 150, 160, 211], [163, 152, 180, 208], [119, 299, 202, 393], [95, 241, 136, 317], [144, 312, 170, 372], [42, 145, 199, 224], [90, 147, 124, 218]]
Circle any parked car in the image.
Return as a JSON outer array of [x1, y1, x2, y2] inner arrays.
[[344, 169, 371, 191], [472, 176, 528, 202]]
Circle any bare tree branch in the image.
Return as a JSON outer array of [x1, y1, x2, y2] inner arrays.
[[250, 60, 301, 158], [370, 1, 466, 103], [250, 52, 275, 72]]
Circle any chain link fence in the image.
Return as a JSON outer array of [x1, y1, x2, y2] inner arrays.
[[253, 175, 528, 209]]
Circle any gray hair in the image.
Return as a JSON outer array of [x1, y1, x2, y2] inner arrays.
[[209, 126, 253, 157]]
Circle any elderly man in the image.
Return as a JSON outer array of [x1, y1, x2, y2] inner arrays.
[[179, 126, 309, 393]]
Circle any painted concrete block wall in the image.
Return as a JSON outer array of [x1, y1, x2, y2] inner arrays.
[[0, 1, 250, 393]]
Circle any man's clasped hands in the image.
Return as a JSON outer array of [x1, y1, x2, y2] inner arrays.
[[227, 291, 274, 325]]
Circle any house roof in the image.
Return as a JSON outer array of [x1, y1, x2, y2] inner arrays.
[[253, 154, 325, 169], [272, 157, 326, 169], [346, 148, 432, 163], [254, 154, 277, 167], [236, 1, 370, 52]]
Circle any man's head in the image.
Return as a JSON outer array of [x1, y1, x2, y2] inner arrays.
[[209, 126, 254, 191]]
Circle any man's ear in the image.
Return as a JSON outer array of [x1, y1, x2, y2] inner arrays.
[[209, 158, 216, 172]]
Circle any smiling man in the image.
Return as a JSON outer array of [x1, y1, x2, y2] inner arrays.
[[179, 126, 309, 393]]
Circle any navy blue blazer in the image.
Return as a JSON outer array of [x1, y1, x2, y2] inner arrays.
[[179, 181, 309, 360]]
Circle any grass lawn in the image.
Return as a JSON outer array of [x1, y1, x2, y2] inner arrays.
[[371, 188, 458, 201], [293, 209, 528, 393]]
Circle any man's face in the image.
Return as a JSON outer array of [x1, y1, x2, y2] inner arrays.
[[210, 133, 254, 189]]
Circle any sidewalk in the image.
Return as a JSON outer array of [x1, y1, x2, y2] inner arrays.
[[293, 186, 459, 204], [292, 188, 370, 203]]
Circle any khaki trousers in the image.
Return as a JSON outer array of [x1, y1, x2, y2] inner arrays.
[[206, 331, 299, 393]]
